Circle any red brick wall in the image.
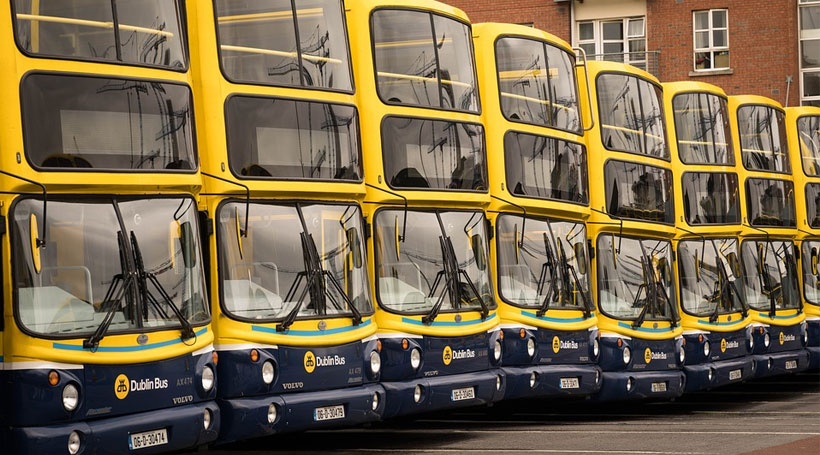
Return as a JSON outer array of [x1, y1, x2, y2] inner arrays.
[[444, 0, 571, 42]]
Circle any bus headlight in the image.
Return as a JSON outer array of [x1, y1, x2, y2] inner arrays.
[[527, 338, 536, 358], [62, 383, 79, 412], [803, 325, 809, 345], [262, 360, 275, 385], [763, 333, 770, 348], [679, 348, 685, 365], [202, 366, 215, 392], [496, 374, 503, 391], [708, 367, 715, 382], [369, 351, 382, 375], [592, 338, 600, 358], [413, 385, 423, 403], [267, 403, 278, 423], [68, 431, 81, 455], [371, 392, 380, 411], [703, 340, 710, 358], [626, 377, 635, 392], [622, 346, 632, 365], [410, 348, 422, 370], [493, 340, 503, 362], [529, 372, 537, 388], [203, 408, 212, 430], [748, 332, 754, 350]]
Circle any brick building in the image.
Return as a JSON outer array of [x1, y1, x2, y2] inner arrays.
[[446, 0, 816, 107]]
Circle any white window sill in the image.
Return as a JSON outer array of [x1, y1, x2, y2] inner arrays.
[[689, 68, 734, 76]]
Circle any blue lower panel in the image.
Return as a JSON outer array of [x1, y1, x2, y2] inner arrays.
[[502, 364, 602, 400], [217, 384, 385, 444], [5, 401, 219, 455], [683, 356, 754, 392], [809, 346, 820, 370], [751, 350, 810, 379], [381, 369, 506, 419], [595, 370, 685, 401]]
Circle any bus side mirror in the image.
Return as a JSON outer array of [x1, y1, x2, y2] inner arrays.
[[180, 221, 196, 269], [757, 243, 765, 275], [726, 252, 740, 276], [812, 247, 819, 276], [471, 234, 487, 271], [514, 224, 520, 264], [574, 242, 587, 275], [30, 213, 41, 274], [347, 228, 363, 269], [235, 206, 244, 260], [695, 251, 701, 281], [611, 233, 618, 270]]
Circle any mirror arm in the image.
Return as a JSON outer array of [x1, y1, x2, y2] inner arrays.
[[590, 207, 623, 252], [365, 183, 408, 241], [202, 172, 250, 237], [0, 170, 47, 246], [490, 194, 527, 247]]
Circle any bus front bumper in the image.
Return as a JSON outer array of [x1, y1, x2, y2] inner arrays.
[[502, 364, 602, 399], [380, 369, 506, 419], [683, 356, 754, 392], [595, 370, 686, 401], [5, 401, 219, 455], [751, 350, 810, 378], [809, 346, 820, 370], [217, 383, 385, 444]]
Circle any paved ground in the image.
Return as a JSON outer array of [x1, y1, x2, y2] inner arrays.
[[196, 371, 820, 455]]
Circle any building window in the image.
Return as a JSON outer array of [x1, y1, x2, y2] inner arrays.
[[577, 17, 647, 71], [693, 9, 729, 71], [801, 0, 820, 106]]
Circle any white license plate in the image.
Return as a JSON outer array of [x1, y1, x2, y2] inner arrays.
[[451, 386, 475, 401], [559, 377, 580, 389], [651, 382, 667, 393], [785, 360, 798, 370], [129, 429, 168, 450], [314, 405, 345, 421], [729, 369, 742, 381]]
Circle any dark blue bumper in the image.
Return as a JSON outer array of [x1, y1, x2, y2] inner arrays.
[[502, 364, 602, 399], [809, 346, 820, 370], [595, 370, 686, 401], [381, 369, 506, 419], [4, 401, 219, 454], [751, 350, 811, 378], [683, 356, 754, 392], [217, 383, 385, 443]]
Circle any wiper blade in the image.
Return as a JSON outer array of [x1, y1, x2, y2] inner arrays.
[[83, 231, 134, 349], [535, 234, 559, 317], [552, 228, 593, 318], [631, 255, 652, 328], [424, 236, 460, 324]]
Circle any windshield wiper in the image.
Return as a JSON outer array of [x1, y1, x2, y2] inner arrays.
[[535, 234, 559, 317], [708, 241, 748, 322], [549, 221, 593, 318], [633, 242, 677, 328], [83, 231, 135, 349], [424, 231, 489, 324]]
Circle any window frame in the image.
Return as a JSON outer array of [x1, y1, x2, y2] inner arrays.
[[679, 171, 741, 227], [692, 8, 730, 72], [576, 17, 647, 70], [800, 0, 820, 105], [736, 103, 791, 175], [603, 157, 675, 226], [672, 90, 734, 166]]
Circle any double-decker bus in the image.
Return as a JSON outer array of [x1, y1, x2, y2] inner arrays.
[[664, 81, 754, 391], [188, 0, 383, 442], [580, 61, 686, 400], [473, 23, 601, 399], [0, 1, 219, 453], [728, 95, 810, 377], [347, 0, 504, 417]]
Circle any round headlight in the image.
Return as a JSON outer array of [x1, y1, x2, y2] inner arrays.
[[413, 385, 423, 403], [262, 360, 275, 385], [803, 326, 809, 345], [592, 338, 600, 358], [202, 366, 215, 392], [679, 347, 685, 365], [267, 403, 277, 424], [767, 358, 773, 370], [203, 408, 212, 430], [626, 377, 634, 392], [369, 351, 381, 375], [68, 431, 81, 455], [371, 392, 380, 411], [708, 367, 715, 382], [763, 333, 770, 348], [595, 369, 601, 384], [622, 346, 632, 365], [496, 374, 503, 391], [703, 340, 711, 357], [410, 348, 422, 370], [749, 333, 755, 350], [526, 338, 536, 358], [493, 340, 503, 361], [62, 383, 79, 412], [529, 372, 537, 388]]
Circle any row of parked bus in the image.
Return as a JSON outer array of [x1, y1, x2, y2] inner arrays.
[[0, 0, 817, 453]]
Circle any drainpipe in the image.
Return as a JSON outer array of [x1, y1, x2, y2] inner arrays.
[[785, 75, 793, 107]]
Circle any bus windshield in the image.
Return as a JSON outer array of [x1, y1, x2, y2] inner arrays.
[[225, 96, 361, 181], [681, 172, 740, 225], [597, 73, 667, 159], [740, 240, 800, 312], [13, 197, 208, 337], [797, 115, 820, 176], [737, 105, 789, 173], [745, 178, 796, 227], [604, 160, 674, 224], [374, 209, 494, 316], [596, 235, 677, 322], [672, 92, 733, 165], [495, 36, 581, 132], [217, 202, 372, 323], [214, 0, 351, 90], [21, 74, 196, 171], [678, 238, 745, 317], [802, 240, 820, 305], [14, 0, 186, 68], [496, 215, 590, 311], [372, 9, 478, 112], [504, 131, 588, 204], [382, 117, 486, 191]]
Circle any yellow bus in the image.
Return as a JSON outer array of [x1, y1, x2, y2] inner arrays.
[[664, 81, 754, 391], [188, 0, 383, 442], [473, 23, 601, 399], [0, 1, 219, 453], [728, 95, 809, 377], [580, 61, 686, 400], [785, 105, 819, 369], [347, 0, 504, 417]]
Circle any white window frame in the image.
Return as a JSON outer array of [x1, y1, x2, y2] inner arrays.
[[800, 0, 820, 106], [576, 17, 646, 69], [692, 9, 730, 72]]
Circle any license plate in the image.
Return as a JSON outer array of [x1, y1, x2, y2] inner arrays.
[[559, 377, 580, 389], [785, 360, 798, 370], [451, 386, 475, 401], [314, 405, 345, 422], [651, 382, 667, 393], [129, 429, 168, 450], [729, 369, 742, 381]]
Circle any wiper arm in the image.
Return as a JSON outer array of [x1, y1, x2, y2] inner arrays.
[[631, 255, 652, 328], [535, 235, 559, 317], [423, 236, 460, 324], [83, 232, 134, 349]]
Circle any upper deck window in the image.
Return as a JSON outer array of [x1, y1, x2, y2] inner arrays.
[[495, 37, 581, 133], [504, 131, 588, 204], [737, 105, 790, 173], [214, 0, 352, 91], [372, 9, 478, 112], [605, 160, 674, 224], [225, 96, 361, 181], [745, 178, 796, 227], [807, 183, 820, 228], [672, 92, 733, 165], [13, 0, 186, 69], [797, 115, 820, 176], [381, 117, 486, 191], [597, 73, 667, 159], [21, 73, 196, 171], [681, 172, 740, 225]]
